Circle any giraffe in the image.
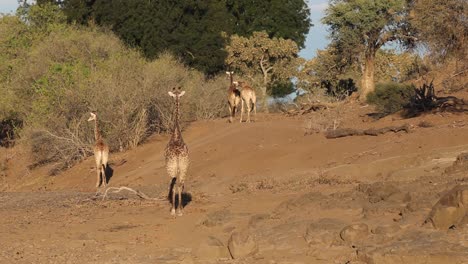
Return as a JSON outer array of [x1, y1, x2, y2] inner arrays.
[[87, 112, 109, 188], [235, 81, 257, 123], [226, 71, 241, 123], [165, 87, 189, 217]]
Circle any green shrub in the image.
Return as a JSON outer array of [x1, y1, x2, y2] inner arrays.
[[0, 13, 228, 173], [367, 82, 415, 115]]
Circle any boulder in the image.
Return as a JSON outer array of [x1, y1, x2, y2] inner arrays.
[[194, 236, 230, 261], [340, 223, 369, 245], [227, 230, 258, 259], [427, 185, 468, 230], [304, 218, 343, 247]]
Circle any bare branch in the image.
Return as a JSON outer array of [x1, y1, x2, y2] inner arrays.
[[101, 186, 166, 201]]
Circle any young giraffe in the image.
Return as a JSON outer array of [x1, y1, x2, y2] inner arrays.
[[226, 71, 241, 123], [235, 81, 257, 123], [87, 112, 109, 188], [165, 87, 189, 217]]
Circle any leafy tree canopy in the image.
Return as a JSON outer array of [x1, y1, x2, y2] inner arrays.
[[409, 0, 467, 62], [37, 0, 312, 76]]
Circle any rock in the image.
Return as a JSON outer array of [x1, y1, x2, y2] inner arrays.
[[371, 224, 401, 237], [405, 199, 433, 213], [429, 206, 465, 230], [340, 223, 369, 245], [304, 218, 343, 247], [386, 191, 411, 203], [201, 209, 231, 227], [194, 236, 230, 261], [363, 237, 468, 264], [427, 185, 468, 230], [248, 214, 270, 228], [445, 152, 468, 174], [273, 192, 327, 216], [305, 228, 335, 248], [227, 230, 258, 259], [358, 183, 408, 203], [459, 215, 468, 229]]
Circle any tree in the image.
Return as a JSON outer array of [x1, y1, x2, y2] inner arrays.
[[297, 47, 358, 100], [374, 49, 418, 83], [42, 0, 312, 76], [298, 46, 417, 101], [322, 0, 415, 101], [91, 0, 233, 76], [226, 0, 312, 49], [226, 31, 302, 112], [409, 0, 467, 62]]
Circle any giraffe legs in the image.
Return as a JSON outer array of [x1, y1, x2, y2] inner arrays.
[[171, 178, 177, 216], [176, 157, 188, 216], [240, 99, 244, 123], [101, 151, 108, 187], [252, 96, 257, 122], [94, 152, 102, 188], [228, 105, 233, 123], [170, 179, 185, 216], [176, 180, 184, 216]]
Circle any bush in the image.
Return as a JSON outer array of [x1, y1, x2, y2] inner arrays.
[[367, 82, 415, 115], [0, 13, 228, 173], [321, 78, 358, 100]]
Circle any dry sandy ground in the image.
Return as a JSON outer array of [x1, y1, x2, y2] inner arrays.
[[1, 102, 467, 264]]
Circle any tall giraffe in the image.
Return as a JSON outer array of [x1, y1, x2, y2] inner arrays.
[[165, 87, 189, 217], [87, 112, 109, 188], [226, 71, 241, 123]]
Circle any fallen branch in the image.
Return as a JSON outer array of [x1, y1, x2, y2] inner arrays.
[[101, 186, 166, 201], [325, 124, 410, 139], [285, 102, 339, 116]]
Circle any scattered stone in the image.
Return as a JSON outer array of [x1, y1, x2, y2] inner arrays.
[[201, 209, 232, 227], [304, 218, 343, 247], [445, 152, 468, 175], [194, 236, 230, 261], [362, 237, 468, 263], [358, 183, 410, 203], [426, 185, 468, 230], [417, 120, 434, 128], [227, 230, 258, 259], [458, 215, 468, 230], [248, 214, 270, 228], [371, 224, 401, 237], [340, 223, 369, 245], [361, 204, 402, 220], [405, 199, 433, 213]]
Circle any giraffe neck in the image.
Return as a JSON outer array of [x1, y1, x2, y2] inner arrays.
[[171, 97, 183, 142], [230, 73, 233, 85], [94, 118, 101, 141]]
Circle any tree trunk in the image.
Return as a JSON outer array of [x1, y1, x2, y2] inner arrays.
[[262, 72, 269, 113], [360, 54, 376, 102]]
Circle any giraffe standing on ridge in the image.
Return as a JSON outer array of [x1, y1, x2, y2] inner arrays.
[[88, 112, 109, 188], [165, 87, 190, 217], [226, 71, 241, 123]]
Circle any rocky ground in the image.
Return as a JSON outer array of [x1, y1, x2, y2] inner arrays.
[[1, 100, 467, 264]]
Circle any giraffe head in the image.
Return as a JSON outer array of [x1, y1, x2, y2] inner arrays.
[[225, 71, 234, 77], [87, 112, 97, 122], [168, 86, 185, 98]]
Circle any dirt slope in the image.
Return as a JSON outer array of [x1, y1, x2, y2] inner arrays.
[[1, 106, 467, 263]]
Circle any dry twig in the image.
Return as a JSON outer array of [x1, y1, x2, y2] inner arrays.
[[101, 186, 165, 201]]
